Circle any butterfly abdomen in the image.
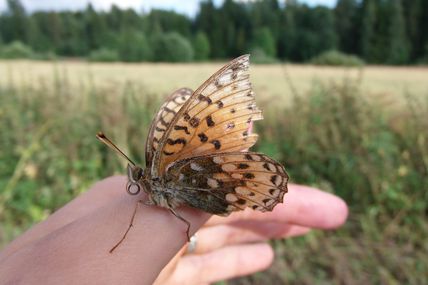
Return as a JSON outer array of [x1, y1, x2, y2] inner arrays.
[[174, 189, 232, 216]]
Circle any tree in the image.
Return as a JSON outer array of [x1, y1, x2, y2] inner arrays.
[[0, 0, 426, 64], [193, 32, 210, 61], [1, 0, 28, 43], [118, 30, 152, 62], [58, 12, 87, 56], [291, 5, 337, 61], [278, 1, 298, 60], [334, 0, 359, 54], [0, 41, 34, 58], [421, 1, 428, 62], [251, 0, 281, 46], [252, 27, 276, 57], [402, 0, 424, 61], [360, 0, 377, 62], [84, 4, 108, 50], [147, 10, 191, 37], [152, 32, 193, 62], [220, 0, 251, 57], [386, 0, 409, 64], [196, 0, 223, 58]]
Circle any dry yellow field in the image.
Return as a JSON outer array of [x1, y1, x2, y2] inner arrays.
[[1, 60, 427, 107]]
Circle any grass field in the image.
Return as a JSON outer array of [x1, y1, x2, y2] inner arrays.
[[0, 60, 427, 284], [2, 60, 428, 108]]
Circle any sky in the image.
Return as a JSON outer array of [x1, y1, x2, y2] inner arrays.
[[0, 0, 336, 17]]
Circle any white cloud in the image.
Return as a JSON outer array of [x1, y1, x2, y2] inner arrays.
[[304, 0, 335, 7], [0, 0, 206, 15], [0, 0, 336, 15]]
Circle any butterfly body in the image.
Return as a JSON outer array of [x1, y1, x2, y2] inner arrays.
[[127, 163, 234, 215]]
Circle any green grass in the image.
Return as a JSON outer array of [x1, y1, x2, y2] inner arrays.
[[0, 64, 427, 284]]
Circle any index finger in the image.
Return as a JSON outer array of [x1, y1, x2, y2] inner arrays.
[[205, 184, 348, 229]]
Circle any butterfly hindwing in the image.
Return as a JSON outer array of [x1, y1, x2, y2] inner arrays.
[[165, 152, 289, 215], [151, 55, 262, 177], [145, 88, 193, 168]]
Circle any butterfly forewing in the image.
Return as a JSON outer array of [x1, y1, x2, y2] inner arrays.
[[165, 152, 288, 215], [145, 88, 193, 168], [151, 55, 262, 177]]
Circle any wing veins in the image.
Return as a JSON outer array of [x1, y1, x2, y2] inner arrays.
[[177, 108, 260, 158], [178, 127, 253, 157], [186, 76, 250, 116], [216, 136, 258, 151], [177, 174, 282, 200], [191, 89, 254, 120], [176, 186, 246, 211], [152, 56, 251, 176], [180, 111, 261, 157]]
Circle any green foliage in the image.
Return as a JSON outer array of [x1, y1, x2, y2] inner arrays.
[[250, 48, 278, 64], [193, 32, 210, 61], [252, 27, 276, 57], [279, 4, 337, 61], [403, 0, 428, 62], [118, 31, 152, 62], [31, 51, 57, 61], [386, 0, 409, 64], [334, 0, 359, 54], [310, 50, 365, 66], [147, 10, 192, 37], [0, 0, 427, 64], [360, 0, 411, 64], [0, 41, 33, 59], [88, 48, 119, 62], [282, 80, 425, 216], [1, 0, 28, 43], [417, 44, 428, 64], [152, 32, 194, 62]]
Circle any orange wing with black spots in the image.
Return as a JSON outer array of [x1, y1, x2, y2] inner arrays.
[[165, 152, 288, 215], [145, 88, 193, 168], [151, 55, 262, 177]]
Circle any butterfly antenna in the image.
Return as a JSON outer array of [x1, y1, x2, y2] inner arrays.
[[96, 132, 136, 166]]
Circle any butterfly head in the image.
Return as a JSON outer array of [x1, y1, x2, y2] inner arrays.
[[96, 132, 145, 195], [126, 164, 144, 195]]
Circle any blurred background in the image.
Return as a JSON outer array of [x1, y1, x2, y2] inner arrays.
[[0, 0, 427, 284]]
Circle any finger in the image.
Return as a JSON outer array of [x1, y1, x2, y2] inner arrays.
[[193, 223, 310, 254], [206, 183, 348, 229], [0, 176, 127, 259], [155, 246, 188, 285], [168, 243, 274, 284]]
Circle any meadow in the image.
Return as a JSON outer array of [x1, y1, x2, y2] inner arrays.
[[0, 60, 427, 284]]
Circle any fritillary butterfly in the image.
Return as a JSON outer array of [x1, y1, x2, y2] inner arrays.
[[97, 55, 289, 252]]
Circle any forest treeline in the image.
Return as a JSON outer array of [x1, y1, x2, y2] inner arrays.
[[0, 0, 427, 64]]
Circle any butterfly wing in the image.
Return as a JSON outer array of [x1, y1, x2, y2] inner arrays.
[[145, 88, 193, 168], [165, 152, 288, 215], [151, 55, 262, 177]]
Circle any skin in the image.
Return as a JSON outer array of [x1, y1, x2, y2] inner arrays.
[[0, 176, 348, 285]]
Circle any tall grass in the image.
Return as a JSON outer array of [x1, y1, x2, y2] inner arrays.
[[0, 68, 427, 284]]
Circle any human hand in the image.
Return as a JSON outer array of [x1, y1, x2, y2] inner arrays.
[[0, 176, 347, 284], [155, 184, 348, 284]]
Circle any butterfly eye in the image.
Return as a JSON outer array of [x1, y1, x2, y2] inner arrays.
[[127, 182, 141, 195], [135, 167, 144, 179]]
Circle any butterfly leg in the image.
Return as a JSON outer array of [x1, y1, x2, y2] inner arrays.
[[109, 199, 143, 253], [168, 207, 191, 242]]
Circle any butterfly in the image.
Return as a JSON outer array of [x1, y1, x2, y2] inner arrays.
[[97, 55, 289, 253]]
